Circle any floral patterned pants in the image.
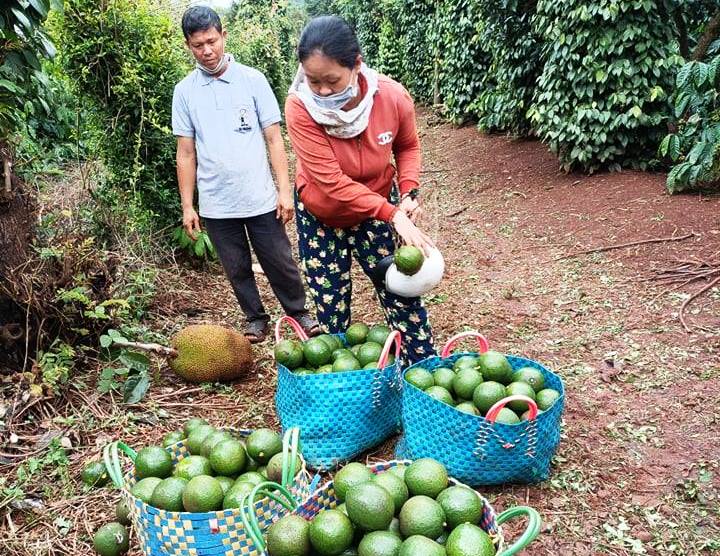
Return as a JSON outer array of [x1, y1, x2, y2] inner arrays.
[[295, 197, 435, 365]]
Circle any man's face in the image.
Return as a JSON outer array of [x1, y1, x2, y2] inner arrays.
[[186, 27, 226, 68]]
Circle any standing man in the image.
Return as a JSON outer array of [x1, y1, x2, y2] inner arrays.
[[172, 6, 319, 343]]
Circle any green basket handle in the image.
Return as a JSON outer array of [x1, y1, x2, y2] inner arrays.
[[240, 480, 298, 551], [496, 506, 542, 556], [281, 427, 301, 488], [102, 441, 137, 488]]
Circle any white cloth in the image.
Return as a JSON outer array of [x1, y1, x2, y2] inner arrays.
[[196, 52, 233, 76], [288, 63, 379, 138]]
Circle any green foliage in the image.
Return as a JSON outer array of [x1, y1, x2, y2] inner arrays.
[[15, 60, 79, 177], [333, 0, 383, 64], [436, 0, 488, 123], [472, 0, 541, 134], [224, 1, 301, 107], [99, 328, 152, 403], [0, 0, 58, 143], [53, 0, 189, 229], [36, 340, 76, 393], [660, 55, 720, 192], [0, 438, 70, 513], [172, 227, 217, 261], [394, 0, 436, 103], [305, 0, 337, 16], [528, 1, 681, 172], [374, 0, 404, 81]]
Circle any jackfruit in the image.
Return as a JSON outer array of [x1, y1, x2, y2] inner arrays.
[[168, 324, 253, 383]]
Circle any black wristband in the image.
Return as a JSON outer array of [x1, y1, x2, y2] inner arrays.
[[401, 188, 419, 201]]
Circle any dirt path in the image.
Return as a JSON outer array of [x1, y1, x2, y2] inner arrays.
[[4, 111, 720, 555]]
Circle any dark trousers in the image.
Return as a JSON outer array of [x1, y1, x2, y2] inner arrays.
[[294, 198, 435, 365], [204, 210, 307, 324]]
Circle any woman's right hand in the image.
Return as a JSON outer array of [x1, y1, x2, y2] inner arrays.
[[391, 210, 435, 255]]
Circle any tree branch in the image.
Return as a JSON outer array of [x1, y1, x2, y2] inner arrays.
[[112, 339, 177, 358], [692, 9, 720, 61], [558, 232, 696, 260], [3, 156, 11, 195]]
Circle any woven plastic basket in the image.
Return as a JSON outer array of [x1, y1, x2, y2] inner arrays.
[[397, 332, 565, 486], [103, 427, 312, 556], [274, 316, 403, 470], [243, 459, 542, 556]]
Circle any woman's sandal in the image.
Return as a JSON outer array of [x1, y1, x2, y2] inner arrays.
[[293, 313, 322, 337]]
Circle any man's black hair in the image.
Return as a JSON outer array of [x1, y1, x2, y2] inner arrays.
[[181, 5, 222, 40]]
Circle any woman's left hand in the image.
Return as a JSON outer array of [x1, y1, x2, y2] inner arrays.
[[399, 196, 423, 223]]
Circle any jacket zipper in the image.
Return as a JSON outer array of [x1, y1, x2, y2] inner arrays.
[[356, 136, 363, 177]]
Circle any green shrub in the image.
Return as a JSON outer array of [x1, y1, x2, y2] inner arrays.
[[660, 55, 720, 192], [375, 0, 405, 81], [472, 0, 541, 135], [528, 1, 681, 172], [395, 0, 436, 103], [225, 0, 304, 105], [0, 0, 57, 145], [436, 0, 489, 123], [53, 0, 189, 229]]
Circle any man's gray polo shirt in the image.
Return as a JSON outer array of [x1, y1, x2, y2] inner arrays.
[[172, 62, 281, 219]]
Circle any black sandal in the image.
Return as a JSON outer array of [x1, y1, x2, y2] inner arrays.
[[293, 313, 322, 337], [245, 320, 269, 344]]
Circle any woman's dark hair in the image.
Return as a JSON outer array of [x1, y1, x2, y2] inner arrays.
[[181, 6, 222, 40], [297, 16, 361, 69]]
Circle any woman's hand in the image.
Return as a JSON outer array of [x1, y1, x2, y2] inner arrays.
[[399, 195, 423, 223], [392, 210, 435, 255]]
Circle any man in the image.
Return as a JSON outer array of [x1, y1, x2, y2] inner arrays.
[[172, 6, 319, 343]]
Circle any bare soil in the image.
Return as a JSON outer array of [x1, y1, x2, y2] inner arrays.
[[2, 110, 719, 555]]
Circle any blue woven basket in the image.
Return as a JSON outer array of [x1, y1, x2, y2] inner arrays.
[[104, 428, 312, 556], [396, 332, 565, 486], [274, 317, 403, 471], [267, 460, 542, 556]]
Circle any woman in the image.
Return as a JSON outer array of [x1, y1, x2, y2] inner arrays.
[[285, 15, 435, 364]]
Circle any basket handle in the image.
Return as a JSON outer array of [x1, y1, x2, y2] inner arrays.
[[496, 506, 542, 556], [485, 396, 538, 423], [240, 481, 298, 551], [378, 330, 402, 368], [440, 331, 489, 358], [274, 316, 309, 343], [102, 441, 138, 488], [281, 427, 301, 488]]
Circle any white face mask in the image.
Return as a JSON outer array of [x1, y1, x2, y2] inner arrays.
[[196, 44, 229, 75], [312, 71, 358, 110]]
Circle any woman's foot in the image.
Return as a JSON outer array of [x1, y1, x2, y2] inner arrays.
[[293, 312, 321, 337]]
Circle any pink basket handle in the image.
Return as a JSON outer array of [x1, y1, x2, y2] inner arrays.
[[440, 331, 490, 358], [378, 330, 402, 368], [274, 316, 309, 343], [485, 395, 538, 423]]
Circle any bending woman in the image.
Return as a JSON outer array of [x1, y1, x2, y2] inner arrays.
[[285, 15, 435, 364]]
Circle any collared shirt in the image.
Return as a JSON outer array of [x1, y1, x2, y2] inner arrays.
[[172, 62, 281, 219], [285, 73, 420, 228]]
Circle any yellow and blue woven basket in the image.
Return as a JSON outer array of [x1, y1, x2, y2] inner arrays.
[[397, 332, 566, 486], [104, 428, 313, 556], [244, 459, 542, 556]]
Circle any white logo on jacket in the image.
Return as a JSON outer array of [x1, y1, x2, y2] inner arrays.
[[377, 131, 393, 145]]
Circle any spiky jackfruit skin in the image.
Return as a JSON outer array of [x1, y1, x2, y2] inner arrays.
[[169, 325, 253, 383]]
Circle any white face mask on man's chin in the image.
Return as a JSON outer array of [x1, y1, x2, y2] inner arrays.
[[197, 51, 229, 75]]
